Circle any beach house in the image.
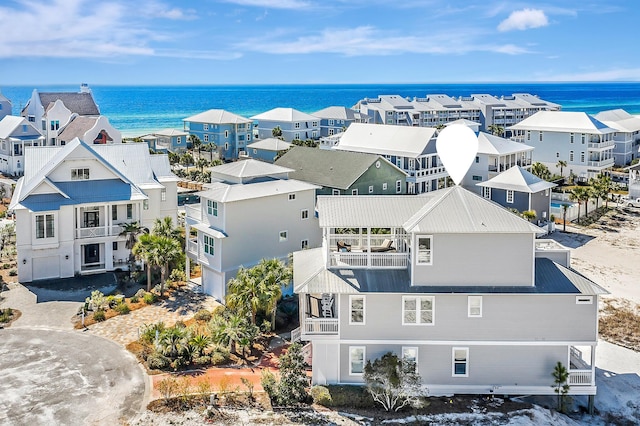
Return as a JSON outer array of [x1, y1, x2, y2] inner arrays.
[[183, 109, 253, 161], [312, 106, 371, 137], [334, 123, 447, 194], [57, 115, 122, 145], [629, 163, 640, 199], [593, 109, 640, 166], [246, 138, 292, 163], [144, 128, 190, 153], [0, 116, 45, 176], [509, 111, 616, 181], [184, 159, 321, 300], [9, 138, 178, 282], [0, 91, 12, 121], [251, 108, 320, 143], [292, 185, 604, 407], [21, 84, 101, 146], [274, 146, 407, 196], [461, 132, 534, 193]]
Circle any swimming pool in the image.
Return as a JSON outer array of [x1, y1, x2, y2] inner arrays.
[[550, 201, 576, 209]]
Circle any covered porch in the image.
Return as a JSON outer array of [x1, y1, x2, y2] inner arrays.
[[569, 345, 596, 386], [325, 227, 409, 269], [299, 293, 339, 337]]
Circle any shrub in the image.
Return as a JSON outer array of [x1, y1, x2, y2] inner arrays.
[[134, 288, 146, 298], [210, 351, 229, 366], [2, 263, 11, 269], [9, 269, 17, 276], [194, 309, 212, 322], [193, 355, 211, 366], [93, 309, 106, 322], [323, 385, 375, 409], [310, 386, 332, 406], [157, 377, 178, 400], [143, 292, 157, 304], [115, 302, 130, 315], [276, 342, 309, 406], [130, 295, 139, 304], [260, 369, 277, 401], [140, 322, 166, 344], [169, 268, 186, 283], [147, 352, 170, 370]]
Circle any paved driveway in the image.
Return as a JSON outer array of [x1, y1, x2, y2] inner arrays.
[[0, 328, 146, 426]]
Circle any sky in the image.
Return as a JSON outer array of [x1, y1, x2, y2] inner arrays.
[[1, 0, 639, 85]]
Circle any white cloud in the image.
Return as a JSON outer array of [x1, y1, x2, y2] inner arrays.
[[219, 0, 311, 10], [235, 26, 531, 56], [539, 68, 640, 82], [498, 8, 549, 32]]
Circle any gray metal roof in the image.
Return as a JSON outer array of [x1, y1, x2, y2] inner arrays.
[[251, 107, 318, 122], [336, 123, 437, 158], [198, 178, 320, 203], [210, 159, 294, 180], [317, 195, 431, 227], [93, 143, 158, 186], [247, 138, 292, 151], [509, 111, 616, 134], [294, 249, 607, 296], [275, 146, 404, 190], [38, 92, 99, 115], [149, 154, 179, 181], [312, 106, 369, 121], [477, 166, 556, 194], [477, 132, 534, 156], [183, 109, 252, 124]]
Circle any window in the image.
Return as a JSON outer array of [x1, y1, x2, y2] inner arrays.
[[161, 188, 166, 202], [468, 296, 482, 317], [22, 124, 28, 133], [368, 185, 374, 193], [416, 236, 432, 265], [332, 189, 340, 195], [203, 124, 209, 131], [387, 111, 393, 116], [288, 193, 296, 200], [14, 144, 22, 156], [224, 142, 229, 151], [569, 151, 574, 161], [301, 239, 308, 249], [294, 122, 300, 129], [581, 134, 585, 144], [50, 120, 60, 131], [396, 180, 402, 193], [556, 152, 560, 158], [112, 241, 118, 251], [526, 130, 530, 141], [506, 190, 514, 204], [403, 296, 434, 325], [204, 134, 209, 142], [279, 230, 288, 242], [71, 168, 90, 180], [576, 296, 593, 304], [177, 137, 181, 144], [472, 175, 482, 181], [581, 152, 585, 163], [452, 348, 469, 377], [294, 132, 300, 140], [224, 130, 229, 138], [328, 119, 334, 126], [301, 209, 309, 220], [329, 128, 334, 136], [382, 183, 387, 191], [475, 156, 479, 163], [312, 121, 318, 127], [539, 131, 543, 142], [349, 346, 365, 375], [126, 204, 133, 219], [207, 200, 218, 216], [253, 148, 257, 154], [112, 205, 117, 220], [204, 234, 215, 255], [402, 347, 418, 370], [143, 200, 149, 210], [570, 133, 574, 143], [482, 187, 491, 199], [349, 295, 365, 325], [35, 214, 55, 239], [352, 189, 358, 195]]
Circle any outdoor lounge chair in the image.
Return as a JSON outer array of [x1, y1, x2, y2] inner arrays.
[[365, 238, 395, 253], [337, 240, 351, 252]]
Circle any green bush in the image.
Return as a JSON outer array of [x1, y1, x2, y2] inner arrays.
[[8, 269, 17, 276], [130, 295, 139, 304], [147, 352, 170, 370], [143, 292, 157, 304], [322, 385, 375, 409], [93, 309, 106, 322], [134, 288, 146, 298], [210, 350, 229, 366], [115, 303, 130, 315], [261, 369, 277, 401], [194, 309, 212, 322], [169, 269, 186, 283], [310, 386, 332, 406], [2, 263, 11, 269], [193, 355, 211, 366], [140, 322, 166, 344]]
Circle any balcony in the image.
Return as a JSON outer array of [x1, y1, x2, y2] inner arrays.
[[569, 346, 595, 386], [568, 370, 593, 385], [75, 225, 123, 239], [328, 233, 409, 269], [185, 205, 202, 221], [588, 140, 615, 150], [300, 294, 339, 337], [187, 239, 198, 255], [587, 158, 615, 168]]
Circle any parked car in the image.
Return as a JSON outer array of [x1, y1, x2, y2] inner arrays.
[[626, 197, 640, 208]]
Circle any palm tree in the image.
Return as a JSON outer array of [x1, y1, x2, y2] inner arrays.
[[256, 258, 292, 329], [133, 233, 156, 291], [569, 187, 588, 223], [531, 162, 551, 180], [181, 152, 194, 173], [561, 204, 568, 232], [210, 312, 249, 355], [556, 160, 567, 178], [487, 124, 505, 137], [150, 236, 183, 296], [189, 134, 202, 159], [226, 266, 262, 325], [196, 158, 209, 172], [152, 216, 180, 240], [272, 126, 283, 138], [521, 210, 537, 222], [119, 221, 146, 276]]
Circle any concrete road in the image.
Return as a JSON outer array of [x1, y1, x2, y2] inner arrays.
[[0, 328, 146, 426]]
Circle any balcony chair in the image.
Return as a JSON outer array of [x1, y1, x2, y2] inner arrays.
[[337, 240, 351, 252], [364, 238, 395, 253]]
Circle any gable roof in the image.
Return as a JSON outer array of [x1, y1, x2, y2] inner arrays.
[[477, 132, 534, 156], [317, 195, 431, 227], [509, 111, 615, 134], [183, 109, 252, 124], [312, 106, 368, 121], [251, 107, 318, 122], [275, 146, 404, 190], [594, 109, 640, 133], [247, 138, 292, 151], [153, 128, 189, 137], [57, 116, 100, 141], [198, 179, 320, 203], [0, 116, 31, 138], [210, 158, 294, 180], [477, 165, 557, 193], [149, 154, 179, 182], [38, 92, 99, 116], [335, 123, 437, 158]]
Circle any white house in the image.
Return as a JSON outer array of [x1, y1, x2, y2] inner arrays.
[[292, 185, 605, 410], [593, 109, 640, 166], [9, 138, 178, 282], [251, 108, 320, 142], [629, 163, 640, 199], [0, 115, 45, 176], [184, 159, 321, 300], [0, 90, 12, 121], [57, 115, 122, 145], [334, 123, 448, 194], [510, 111, 616, 181]]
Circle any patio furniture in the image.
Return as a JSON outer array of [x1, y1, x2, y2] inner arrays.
[[321, 293, 334, 317], [364, 238, 395, 253], [337, 240, 351, 252]]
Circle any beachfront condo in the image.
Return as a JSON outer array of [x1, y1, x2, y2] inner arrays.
[[183, 109, 253, 161], [311, 106, 371, 138], [509, 111, 616, 181], [184, 159, 321, 301], [251, 108, 320, 143], [9, 138, 178, 282], [593, 109, 640, 166], [291, 185, 604, 410]]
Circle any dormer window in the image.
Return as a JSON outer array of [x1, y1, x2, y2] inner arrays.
[[71, 168, 90, 180]]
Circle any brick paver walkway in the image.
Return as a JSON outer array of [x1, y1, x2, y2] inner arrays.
[[87, 289, 220, 346]]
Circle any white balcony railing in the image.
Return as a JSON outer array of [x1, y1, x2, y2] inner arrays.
[[303, 318, 339, 335], [291, 327, 302, 343], [568, 370, 593, 385], [587, 158, 615, 168], [588, 140, 615, 150], [329, 252, 408, 269], [75, 225, 123, 239], [185, 205, 202, 221], [187, 240, 198, 254]]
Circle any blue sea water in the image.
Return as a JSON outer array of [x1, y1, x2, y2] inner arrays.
[[2, 83, 640, 137]]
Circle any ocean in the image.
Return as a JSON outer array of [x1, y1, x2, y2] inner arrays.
[[2, 83, 640, 137]]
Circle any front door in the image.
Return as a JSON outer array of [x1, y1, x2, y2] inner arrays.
[[84, 244, 100, 264], [84, 211, 98, 228]]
